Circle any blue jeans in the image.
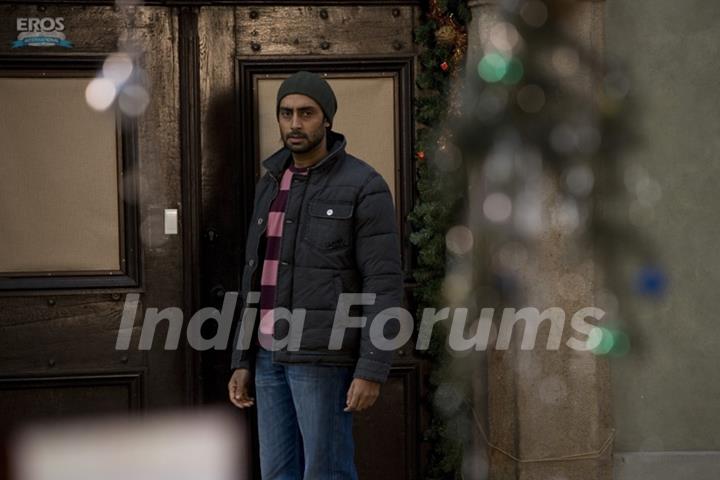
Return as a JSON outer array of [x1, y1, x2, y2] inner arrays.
[[254, 348, 359, 480]]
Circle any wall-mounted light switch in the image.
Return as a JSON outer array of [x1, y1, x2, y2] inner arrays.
[[164, 209, 178, 235]]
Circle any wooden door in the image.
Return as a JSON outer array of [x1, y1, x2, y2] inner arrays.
[[0, 2, 193, 441]]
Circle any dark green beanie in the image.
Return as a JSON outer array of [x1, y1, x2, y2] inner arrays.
[[276, 71, 338, 126]]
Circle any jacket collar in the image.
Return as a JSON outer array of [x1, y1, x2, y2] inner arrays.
[[262, 130, 347, 179]]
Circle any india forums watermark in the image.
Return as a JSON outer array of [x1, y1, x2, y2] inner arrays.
[[115, 293, 608, 353]]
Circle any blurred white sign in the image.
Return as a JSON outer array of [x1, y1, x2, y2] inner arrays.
[[12, 410, 245, 480]]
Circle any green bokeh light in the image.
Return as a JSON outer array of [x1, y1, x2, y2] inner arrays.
[[609, 330, 631, 357], [590, 327, 614, 355], [590, 327, 631, 356], [478, 53, 509, 83], [478, 53, 524, 85], [502, 58, 524, 85]]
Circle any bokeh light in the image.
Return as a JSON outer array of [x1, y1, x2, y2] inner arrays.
[[552, 47, 580, 77], [478, 53, 524, 85], [590, 327, 631, 356], [635, 177, 662, 207], [565, 164, 595, 196], [520, 0, 549, 28], [576, 124, 602, 154], [587, 327, 608, 353], [604, 70, 631, 99], [478, 53, 509, 83], [483, 192, 513, 223], [550, 198, 581, 232], [624, 163, 648, 192], [119, 84, 150, 117], [516, 84, 545, 113], [550, 123, 579, 154], [625, 164, 662, 207], [591, 327, 614, 355], [85, 78, 117, 111], [446, 225, 475, 256], [502, 58, 524, 85], [489, 22, 521, 54], [102, 52, 134, 86], [635, 266, 667, 297], [443, 271, 473, 304], [610, 330, 631, 356]]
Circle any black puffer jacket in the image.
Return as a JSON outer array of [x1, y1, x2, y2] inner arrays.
[[231, 131, 403, 384]]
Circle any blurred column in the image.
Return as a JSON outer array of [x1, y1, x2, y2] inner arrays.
[[466, 1, 613, 479]]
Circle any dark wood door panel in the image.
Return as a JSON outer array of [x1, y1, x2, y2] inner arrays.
[[0, 295, 143, 374], [0, 373, 144, 433], [354, 365, 420, 479]]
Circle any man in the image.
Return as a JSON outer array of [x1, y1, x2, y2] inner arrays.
[[227, 71, 403, 480]]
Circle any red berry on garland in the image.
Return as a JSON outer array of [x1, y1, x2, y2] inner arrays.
[[440, 61, 449, 72], [416, 151, 425, 161]]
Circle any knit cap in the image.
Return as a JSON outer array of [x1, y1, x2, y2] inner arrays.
[[276, 71, 338, 126]]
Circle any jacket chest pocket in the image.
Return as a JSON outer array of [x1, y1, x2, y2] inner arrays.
[[304, 201, 354, 250]]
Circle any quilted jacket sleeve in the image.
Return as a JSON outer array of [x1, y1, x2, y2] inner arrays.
[[352, 172, 404, 384]]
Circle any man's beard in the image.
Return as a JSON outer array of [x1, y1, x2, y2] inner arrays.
[[283, 130, 324, 153]]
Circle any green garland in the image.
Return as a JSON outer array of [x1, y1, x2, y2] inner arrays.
[[409, 1, 471, 478]]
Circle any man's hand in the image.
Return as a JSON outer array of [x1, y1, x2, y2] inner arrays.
[[228, 368, 255, 409], [344, 378, 381, 412]]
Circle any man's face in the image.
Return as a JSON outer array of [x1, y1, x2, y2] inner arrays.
[[278, 94, 329, 154]]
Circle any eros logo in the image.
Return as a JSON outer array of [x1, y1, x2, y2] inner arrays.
[[16, 17, 65, 32], [12, 17, 72, 49]]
